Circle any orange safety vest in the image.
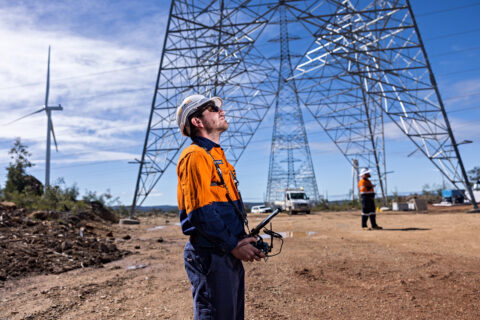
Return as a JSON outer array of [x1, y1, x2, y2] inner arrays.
[[358, 177, 375, 194]]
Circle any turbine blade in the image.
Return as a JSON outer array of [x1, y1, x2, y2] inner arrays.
[[5, 107, 46, 125], [48, 116, 59, 152], [45, 46, 51, 107]]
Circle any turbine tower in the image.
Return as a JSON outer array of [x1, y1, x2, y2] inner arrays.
[[131, 0, 478, 215], [43, 46, 63, 189], [8, 46, 62, 190]]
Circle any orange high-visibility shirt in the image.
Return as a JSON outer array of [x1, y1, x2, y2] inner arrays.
[[358, 177, 375, 194], [177, 136, 245, 251]]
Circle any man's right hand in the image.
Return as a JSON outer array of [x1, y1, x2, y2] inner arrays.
[[231, 237, 266, 262]]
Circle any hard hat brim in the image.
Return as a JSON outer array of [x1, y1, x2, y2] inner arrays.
[[360, 169, 371, 176]]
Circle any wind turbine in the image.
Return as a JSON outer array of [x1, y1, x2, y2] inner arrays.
[[7, 46, 63, 190]]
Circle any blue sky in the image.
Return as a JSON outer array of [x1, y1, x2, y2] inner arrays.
[[0, 0, 479, 206]]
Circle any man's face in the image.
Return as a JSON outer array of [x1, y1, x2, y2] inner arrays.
[[198, 103, 229, 134]]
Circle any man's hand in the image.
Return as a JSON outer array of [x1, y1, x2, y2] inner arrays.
[[231, 237, 266, 262]]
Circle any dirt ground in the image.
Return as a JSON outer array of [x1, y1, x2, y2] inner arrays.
[[1, 206, 479, 320], [0, 206, 128, 281]]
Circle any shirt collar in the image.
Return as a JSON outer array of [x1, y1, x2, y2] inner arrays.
[[191, 136, 220, 151]]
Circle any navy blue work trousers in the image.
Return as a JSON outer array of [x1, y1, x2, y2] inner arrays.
[[184, 241, 245, 320]]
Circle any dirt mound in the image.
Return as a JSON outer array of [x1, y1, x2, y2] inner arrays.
[[0, 206, 129, 281], [89, 201, 119, 223]]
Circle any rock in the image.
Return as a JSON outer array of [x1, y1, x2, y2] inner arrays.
[[89, 201, 119, 223], [0, 201, 16, 211], [23, 175, 44, 196], [29, 211, 59, 221], [119, 218, 140, 225], [61, 241, 73, 252], [98, 242, 110, 253], [106, 243, 117, 252], [24, 218, 37, 226], [122, 235, 131, 240]]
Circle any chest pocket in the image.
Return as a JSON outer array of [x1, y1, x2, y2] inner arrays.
[[208, 162, 227, 199]]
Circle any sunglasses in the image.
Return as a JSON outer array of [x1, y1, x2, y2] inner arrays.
[[204, 104, 220, 113], [192, 102, 221, 118]]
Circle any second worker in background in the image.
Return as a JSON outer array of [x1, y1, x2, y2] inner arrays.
[[358, 168, 382, 230]]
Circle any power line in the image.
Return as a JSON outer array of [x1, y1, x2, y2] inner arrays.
[[444, 91, 480, 102], [416, 2, 480, 17], [424, 27, 480, 42], [431, 45, 480, 58], [65, 87, 151, 102], [0, 62, 157, 91], [53, 159, 134, 170], [438, 66, 480, 77], [3, 45, 479, 97], [56, 65, 480, 104], [1, 1, 480, 92], [448, 104, 480, 114]]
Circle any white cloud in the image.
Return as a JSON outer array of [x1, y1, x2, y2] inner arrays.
[[145, 192, 165, 198], [52, 150, 139, 165], [0, 1, 167, 169], [308, 141, 338, 153], [0, 148, 11, 163], [442, 78, 480, 108], [383, 121, 406, 140], [450, 117, 480, 141]]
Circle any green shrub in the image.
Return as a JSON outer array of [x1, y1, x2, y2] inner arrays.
[[312, 198, 361, 211], [4, 138, 34, 195], [0, 139, 119, 214], [82, 189, 119, 207], [2, 181, 88, 213]]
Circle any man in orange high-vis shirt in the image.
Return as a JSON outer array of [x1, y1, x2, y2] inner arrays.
[[176, 94, 265, 320], [358, 168, 382, 230]]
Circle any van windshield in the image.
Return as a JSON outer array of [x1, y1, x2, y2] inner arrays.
[[290, 192, 308, 200]]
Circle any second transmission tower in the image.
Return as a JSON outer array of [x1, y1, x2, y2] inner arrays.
[[266, 3, 320, 204]]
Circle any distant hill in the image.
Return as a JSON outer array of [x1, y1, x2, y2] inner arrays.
[[112, 205, 178, 212], [136, 205, 179, 212]]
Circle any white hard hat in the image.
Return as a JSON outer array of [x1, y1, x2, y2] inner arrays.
[[360, 168, 371, 176], [176, 94, 223, 136]]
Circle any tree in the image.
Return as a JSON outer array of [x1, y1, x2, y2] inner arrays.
[[4, 138, 34, 194], [468, 167, 480, 183]]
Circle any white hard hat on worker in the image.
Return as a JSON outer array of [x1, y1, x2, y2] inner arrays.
[[176, 94, 223, 136], [360, 168, 371, 177]]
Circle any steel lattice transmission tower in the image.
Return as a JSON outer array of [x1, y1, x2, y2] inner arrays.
[[266, 4, 320, 203], [131, 0, 478, 215]]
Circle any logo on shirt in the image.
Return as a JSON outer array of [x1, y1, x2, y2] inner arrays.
[[214, 159, 223, 165]]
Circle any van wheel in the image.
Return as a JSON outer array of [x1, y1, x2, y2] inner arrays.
[[306, 211, 311, 214], [288, 209, 293, 215]]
